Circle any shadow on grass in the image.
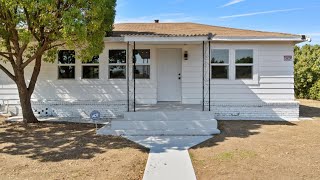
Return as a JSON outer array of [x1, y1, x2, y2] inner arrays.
[[300, 105, 320, 118], [192, 120, 296, 149], [0, 121, 148, 162]]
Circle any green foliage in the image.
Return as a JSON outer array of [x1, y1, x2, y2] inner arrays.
[[309, 80, 320, 100], [0, 0, 116, 63], [235, 57, 253, 64], [294, 45, 320, 100]]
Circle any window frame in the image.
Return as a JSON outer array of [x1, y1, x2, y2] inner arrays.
[[57, 50, 76, 80], [235, 49, 254, 80], [81, 56, 100, 79], [133, 49, 151, 79], [209, 45, 259, 85], [211, 49, 230, 79], [108, 49, 127, 79]]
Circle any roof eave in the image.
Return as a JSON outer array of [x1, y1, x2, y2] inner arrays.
[[211, 37, 305, 42], [104, 35, 306, 43]]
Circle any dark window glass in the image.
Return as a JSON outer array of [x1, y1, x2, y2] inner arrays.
[[134, 49, 150, 64], [109, 65, 126, 79], [82, 66, 99, 79], [211, 49, 229, 63], [58, 66, 75, 79], [212, 66, 228, 79], [58, 50, 75, 64], [84, 55, 99, 64], [236, 50, 253, 64], [134, 65, 150, 79], [109, 50, 126, 64], [236, 66, 253, 79]]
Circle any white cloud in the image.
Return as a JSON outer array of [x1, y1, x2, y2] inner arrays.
[[221, 0, 245, 8], [219, 8, 303, 19]]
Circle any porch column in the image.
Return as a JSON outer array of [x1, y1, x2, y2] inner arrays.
[[208, 41, 211, 111], [133, 41, 136, 112], [202, 41, 205, 111], [126, 41, 130, 112]]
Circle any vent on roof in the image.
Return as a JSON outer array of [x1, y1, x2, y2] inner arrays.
[[154, 20, 159, 23]]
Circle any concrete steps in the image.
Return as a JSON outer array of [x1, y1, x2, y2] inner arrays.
[[124, 111, 216, 121], [97, 111, 220, 136]]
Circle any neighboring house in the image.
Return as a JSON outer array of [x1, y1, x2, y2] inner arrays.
[[0, 21, 307, 120]]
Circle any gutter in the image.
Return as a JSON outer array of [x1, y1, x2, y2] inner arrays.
[[104, 34, 310, 43]]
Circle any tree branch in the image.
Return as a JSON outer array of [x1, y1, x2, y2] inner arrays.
[[27, 55, 41, 96], [23, 7, 40, 41], [21, 41, 48, 68], [0, 64, 16, 82], [4, 38, 17, 69], [47, 42, 65, 50], [0, 52, 10, 59]]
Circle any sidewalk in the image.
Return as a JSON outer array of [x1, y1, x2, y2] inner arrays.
[[125, 136, 212, 180]]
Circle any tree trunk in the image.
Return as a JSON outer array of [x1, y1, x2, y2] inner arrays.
[[18, 87, 38, 123], [15, 60, 41, 123]]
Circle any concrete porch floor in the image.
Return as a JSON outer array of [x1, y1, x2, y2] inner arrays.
[[136, 102, 202, 112]]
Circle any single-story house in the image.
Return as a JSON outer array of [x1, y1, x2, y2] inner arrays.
[[0, 21, 307, 120]]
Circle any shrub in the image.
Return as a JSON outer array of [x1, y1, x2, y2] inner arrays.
[[294, 45, 320, 99], [309, 80, 320, 100]]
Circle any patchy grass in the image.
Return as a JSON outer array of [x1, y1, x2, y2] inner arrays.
[[214, 150, 257, 161], [0, 117, 148, 180], [190, 100, 320, 180]]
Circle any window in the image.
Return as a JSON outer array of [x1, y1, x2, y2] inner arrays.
[[211, 49, 229, 79], [109, 50, 126, 79], [235, 49, 253, 79], [82, 56, 99, 79], [134, 49, 150, 79], [58, 50, 75, 79]]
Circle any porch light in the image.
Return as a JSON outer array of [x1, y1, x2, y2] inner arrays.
[[184, 51, 188, 60], [208, 32, 214, 40]]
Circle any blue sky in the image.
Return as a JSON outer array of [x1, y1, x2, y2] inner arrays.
[[115, 0, 320, 45]]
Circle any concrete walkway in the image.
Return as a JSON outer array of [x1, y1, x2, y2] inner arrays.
[[126, 136, 212, 180]]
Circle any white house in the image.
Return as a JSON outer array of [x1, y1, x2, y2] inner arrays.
[[0, 22, 306, 120]]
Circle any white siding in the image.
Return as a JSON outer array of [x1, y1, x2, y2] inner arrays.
[[0, 41, 297, 120], [181, 42, 295, 104], [0, 42, 158, 104]]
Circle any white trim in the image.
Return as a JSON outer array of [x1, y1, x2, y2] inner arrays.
[[133, 49, 151, 79], [108, 49, 127, 80], [56, 50, 76, 80], [211, 37, 303, 42], [211, 49, 230, 80], [124, 36, 208, 42], [210, 44, 259, 85], [104, 36, 304, 43]]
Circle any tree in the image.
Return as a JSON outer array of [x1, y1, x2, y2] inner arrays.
[[0, 0, 116, 123], [294, 45, 320, 100]]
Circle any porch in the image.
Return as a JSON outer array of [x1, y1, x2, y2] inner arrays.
[[97, 102, 220, 136], [136, 102, 202, 112]]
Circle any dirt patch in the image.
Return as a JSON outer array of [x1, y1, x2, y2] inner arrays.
[[0, 118, 148, 180], [190, 100, 320, 180]]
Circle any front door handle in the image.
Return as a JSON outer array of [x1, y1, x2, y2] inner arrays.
[[178, 73, 181, 79]]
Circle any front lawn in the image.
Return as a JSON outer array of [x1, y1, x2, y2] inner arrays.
[[0, 118, 148, 180], [190, 99, 320, 180]]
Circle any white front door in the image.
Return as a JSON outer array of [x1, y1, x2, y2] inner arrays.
[[157, 48, 182, 101]]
